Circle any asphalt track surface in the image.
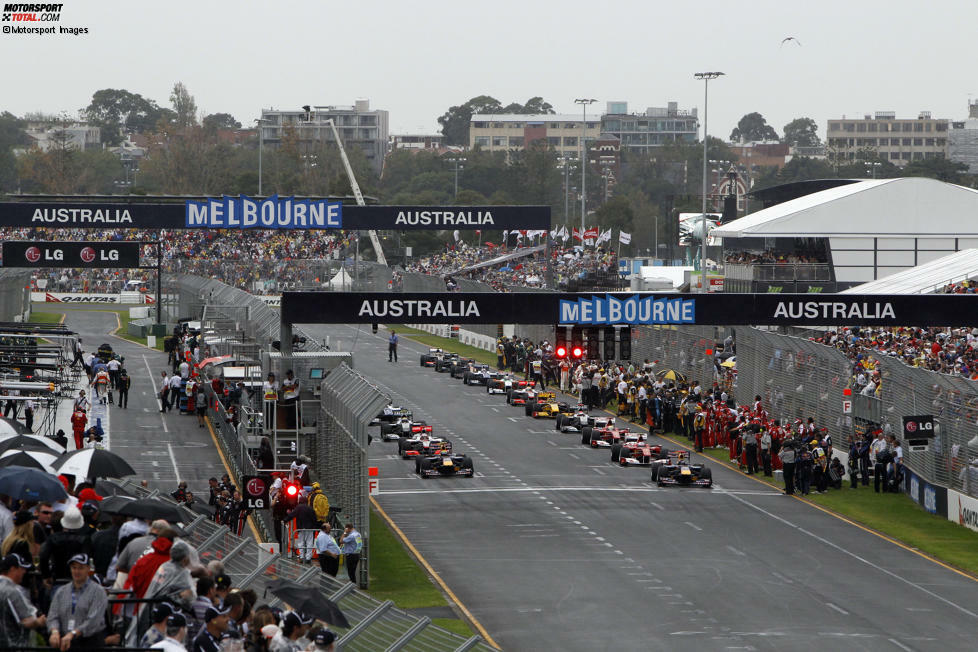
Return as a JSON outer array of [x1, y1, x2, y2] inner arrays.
[[55, 306, 225, 495], [303, 323, 978, 652]]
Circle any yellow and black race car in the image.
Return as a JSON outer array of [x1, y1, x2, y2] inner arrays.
[[525, 393, 572, 418]]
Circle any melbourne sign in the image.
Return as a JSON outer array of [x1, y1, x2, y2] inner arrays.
[[282, 291, 978, 327], [2, 241, 140, 268], [0, 200, 551, 231]]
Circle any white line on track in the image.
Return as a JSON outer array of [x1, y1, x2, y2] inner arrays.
[[726, 545, 746, 557], [684, 521, 702, 532], [888, 638, 913, 652], [826, 602, 849, 615], [649, 501, 664, 511], [167, 443, 180, 479], [722, 488, 978, 620]]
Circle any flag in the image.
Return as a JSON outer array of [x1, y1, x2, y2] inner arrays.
[[453, 229, 460, 242], [475, 229, 481, 235], [596, 229, 612, 245], [502, 230, 509, 241], [572, 227, 582, 242], [584, 227, 600, 239], [619, 231, 632, 245], [560, 227, 570, 242]]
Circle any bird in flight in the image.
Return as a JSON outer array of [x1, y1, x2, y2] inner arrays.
[[781, 36, 801, 47]]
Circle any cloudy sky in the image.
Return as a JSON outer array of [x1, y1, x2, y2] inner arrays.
[[3, 0, 975, 139]]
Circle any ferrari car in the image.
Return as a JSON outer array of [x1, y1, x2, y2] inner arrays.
[[420, 348, 449, 367], [398, 434, 452, 459], [369, 405, 413, 427], [381, 418, 432, 442], [526, 396, 573, 418], [415, 450, 475, 478], [611, 440, 664, 466], [555, 409, 611, 433], [652, 450, 713, 487], [582, 424, 639, 448]]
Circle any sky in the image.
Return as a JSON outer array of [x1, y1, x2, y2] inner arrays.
[[2, 0, 977, 141]]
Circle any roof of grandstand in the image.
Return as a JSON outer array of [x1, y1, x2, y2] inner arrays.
[[712, 177, 978, 239], [840, 249, 978, 295]]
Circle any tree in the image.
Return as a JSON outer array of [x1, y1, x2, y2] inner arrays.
[[437, 95, 556, 145], [0, 111, 28, 193], [730, 112, 779, 143], [202, 112, 242, 132], [170, 82, 199, 130], [85, 89, 167, 145], [782, 117, 821, 148], [901, 156, 969, 184]]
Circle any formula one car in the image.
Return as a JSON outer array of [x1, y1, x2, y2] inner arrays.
[[506, 383, 544, 406], [486, 375, 514, 395], [555, 408, 611, 433], [582, 423, 639, 448], [434, 353, 462, 373], [415, 450, 475, 478], [652, 450, 713, 487], [526, 395, 573, 418], [449, 357, 477, 378], [420, 348, 449, 367], [381, 417, 432, 442], [398, 433, 452, 459], [462, 364, 497, 386], [610, 440, 664, 466], [369, 405, 413, 427]]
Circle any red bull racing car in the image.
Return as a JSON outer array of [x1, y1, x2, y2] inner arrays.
[[415, 451, 475, 478], [652, 450, 713, 487]]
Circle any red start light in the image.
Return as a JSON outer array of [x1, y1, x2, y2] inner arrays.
[[555, 346, 567, 358], [286, 484, 299, 497], [571, 346, 584, 359]]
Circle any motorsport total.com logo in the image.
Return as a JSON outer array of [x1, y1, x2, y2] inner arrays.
[[2, 3, 62, 21]]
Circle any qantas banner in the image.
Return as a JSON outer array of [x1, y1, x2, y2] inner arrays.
[[282, 291, 978, 327], [2, 241, 141, 268], [0, 200, 550, 231], [31, 292, 154, 305]]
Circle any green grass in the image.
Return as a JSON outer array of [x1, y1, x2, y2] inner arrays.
[[691, 439, 978, 575], [391, 326, 498, 367], [366, 508, 475, 637], [29, 311, 64, 324]]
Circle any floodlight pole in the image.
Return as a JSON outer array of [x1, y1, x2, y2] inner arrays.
[[575, 98, 596, 242], [694, 71, 724, 291]]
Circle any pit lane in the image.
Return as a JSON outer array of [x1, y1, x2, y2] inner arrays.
[[304, 324, 978, 651]]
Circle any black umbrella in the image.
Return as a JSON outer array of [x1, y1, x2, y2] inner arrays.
[[266, 578, 351, 628], [0, 451, 49, 471], [95, 479, 136, 498], [186, 500, 216, 517], [0, 434, 65, 455], [99, 495, 137, 514], [116, 498, 185, 523], [53, 448, 136, 479], [0, 466, 68, 502]]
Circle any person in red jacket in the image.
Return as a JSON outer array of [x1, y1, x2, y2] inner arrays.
[[70, 408, 88, 450], [127, 532, 176, 600]]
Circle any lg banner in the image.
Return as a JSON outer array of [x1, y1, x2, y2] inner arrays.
[[2, 241, 141, 268]]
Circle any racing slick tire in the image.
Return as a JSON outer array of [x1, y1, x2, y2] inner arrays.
[[419, 356, 426, 367], [507, 390, 514, 405], [700, 467, 713, 487], [419, 458, 433, 478], [525, 404, 534, 417], [655, 466, 667, 487], [414, 458, 422, 475], [462, 456, 474, 477], [555, 414, 564, 430], [581, 426, 593, 446], [611, 443, 623, 463], [397, 440, 406, 456], [462, 372, 471, 384]]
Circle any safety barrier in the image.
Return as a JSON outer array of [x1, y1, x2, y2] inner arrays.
[[107, 479, 495, 651], [0, 268, 32, 322]]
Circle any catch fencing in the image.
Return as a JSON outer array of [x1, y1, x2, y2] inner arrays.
[[0, 268, 31, 322], [107, 479, 494, 652], [631, 324, 978, 500], [311, 363, 390, 589]]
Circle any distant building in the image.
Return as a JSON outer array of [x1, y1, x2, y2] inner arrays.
[[826, 111, 949, 167], [468, 114, 601, 159], [592, 134, 621, 199], [22, 121, 101, 152], [390, 134, 445, 151], [949, 101, 978, 173], [728, 141, 790, 170], [260, 100, 389, 174], [600, 101, 698, 155]]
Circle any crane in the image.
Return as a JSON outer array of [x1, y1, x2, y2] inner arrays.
[[324, 118, 387, 266]]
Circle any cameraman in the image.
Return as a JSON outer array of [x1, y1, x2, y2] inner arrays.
[[871, 430, 891, 493]]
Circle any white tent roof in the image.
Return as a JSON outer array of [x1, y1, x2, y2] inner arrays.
[[712, 177, 978, 239], [327, 268, 353, 288], [841, 249, 978, 295]]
